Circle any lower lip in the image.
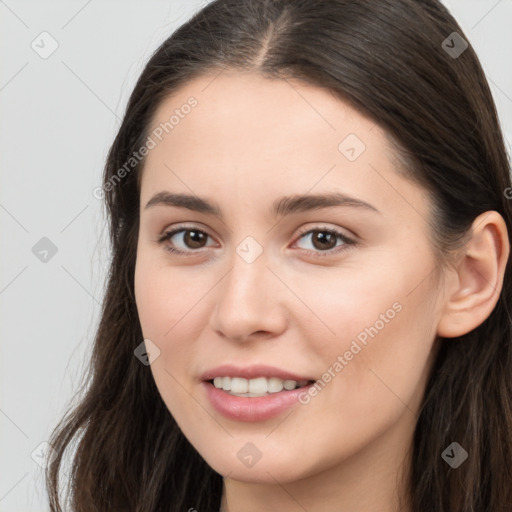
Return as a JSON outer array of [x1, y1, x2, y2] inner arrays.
[[202, 381, 314, 422]]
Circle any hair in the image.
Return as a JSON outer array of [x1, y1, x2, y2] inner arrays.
[[45, 0, 512, 510]]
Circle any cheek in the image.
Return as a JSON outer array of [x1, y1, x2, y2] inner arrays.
[[135, 244, 438, 386], [277, 261, 403, 360], [134, 259, 205, 419], [133, 243, 440, 480], [280, 271, 438, 470], [134, 257, 216, 374], [287, 255, 438, 410], [135, 252, 199, 334]]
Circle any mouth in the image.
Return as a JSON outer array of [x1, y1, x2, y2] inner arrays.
[[207, 376, 316, 397]]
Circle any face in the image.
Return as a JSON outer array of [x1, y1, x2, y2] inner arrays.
[[134, 70, 446, 484]]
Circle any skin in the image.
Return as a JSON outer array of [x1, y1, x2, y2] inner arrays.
[[134, 70, 509, 512]]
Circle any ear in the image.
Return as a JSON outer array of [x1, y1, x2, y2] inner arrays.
[[437, 210, 510, 338]]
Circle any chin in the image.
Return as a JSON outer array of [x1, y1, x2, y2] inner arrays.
[[199, 446, 315, 484]]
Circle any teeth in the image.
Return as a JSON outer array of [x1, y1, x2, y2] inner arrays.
[[222, 376, 231, 390], [268, 377, 284, 393], [248, 377, 267, 394], [212, 376, 310, 396], [231, 377, 248, 393]]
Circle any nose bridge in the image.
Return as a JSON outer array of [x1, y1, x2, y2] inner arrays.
[[211, 241, 286, 340], [220, 246, 272, 314]]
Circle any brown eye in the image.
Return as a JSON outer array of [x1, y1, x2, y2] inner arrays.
[[309, 231, 338, 250], [158, 227, 215, 255], [294, 226, 357, 258], [182, 229, 208, 249], [158, 224, 356, 258]]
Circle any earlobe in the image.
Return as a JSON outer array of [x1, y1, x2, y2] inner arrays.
[[437, 211, 510, 338]]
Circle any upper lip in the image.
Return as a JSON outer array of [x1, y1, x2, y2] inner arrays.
[[200, 364, 316, 382]]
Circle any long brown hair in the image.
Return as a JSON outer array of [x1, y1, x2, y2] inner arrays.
[[45, 1, 512, 510]]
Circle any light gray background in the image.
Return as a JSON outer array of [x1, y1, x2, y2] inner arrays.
[[1, 1, 511, 510]]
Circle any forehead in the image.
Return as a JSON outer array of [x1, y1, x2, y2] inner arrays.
[[141, 71, 431, 226], [147, 70, 376, 150]]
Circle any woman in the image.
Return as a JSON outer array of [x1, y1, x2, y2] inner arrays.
[[45, 0, 512, 510]]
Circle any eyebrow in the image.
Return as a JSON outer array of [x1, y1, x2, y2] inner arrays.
[[144, 191, 380, 218]]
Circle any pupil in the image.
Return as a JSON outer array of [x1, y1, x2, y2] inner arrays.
[[182, 230, 337, 251], [185, 230, 205, 249], [313, 231, 336, 250]]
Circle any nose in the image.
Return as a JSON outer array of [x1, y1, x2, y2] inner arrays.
[[209, 248, 288, 343]]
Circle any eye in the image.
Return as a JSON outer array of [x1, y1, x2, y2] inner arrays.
[[157, 225, 217, 256], [292, 226, 356, 257], [157, 224, 357, 258]]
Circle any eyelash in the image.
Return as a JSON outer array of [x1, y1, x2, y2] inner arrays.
[[157, 224, 357, 259]]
